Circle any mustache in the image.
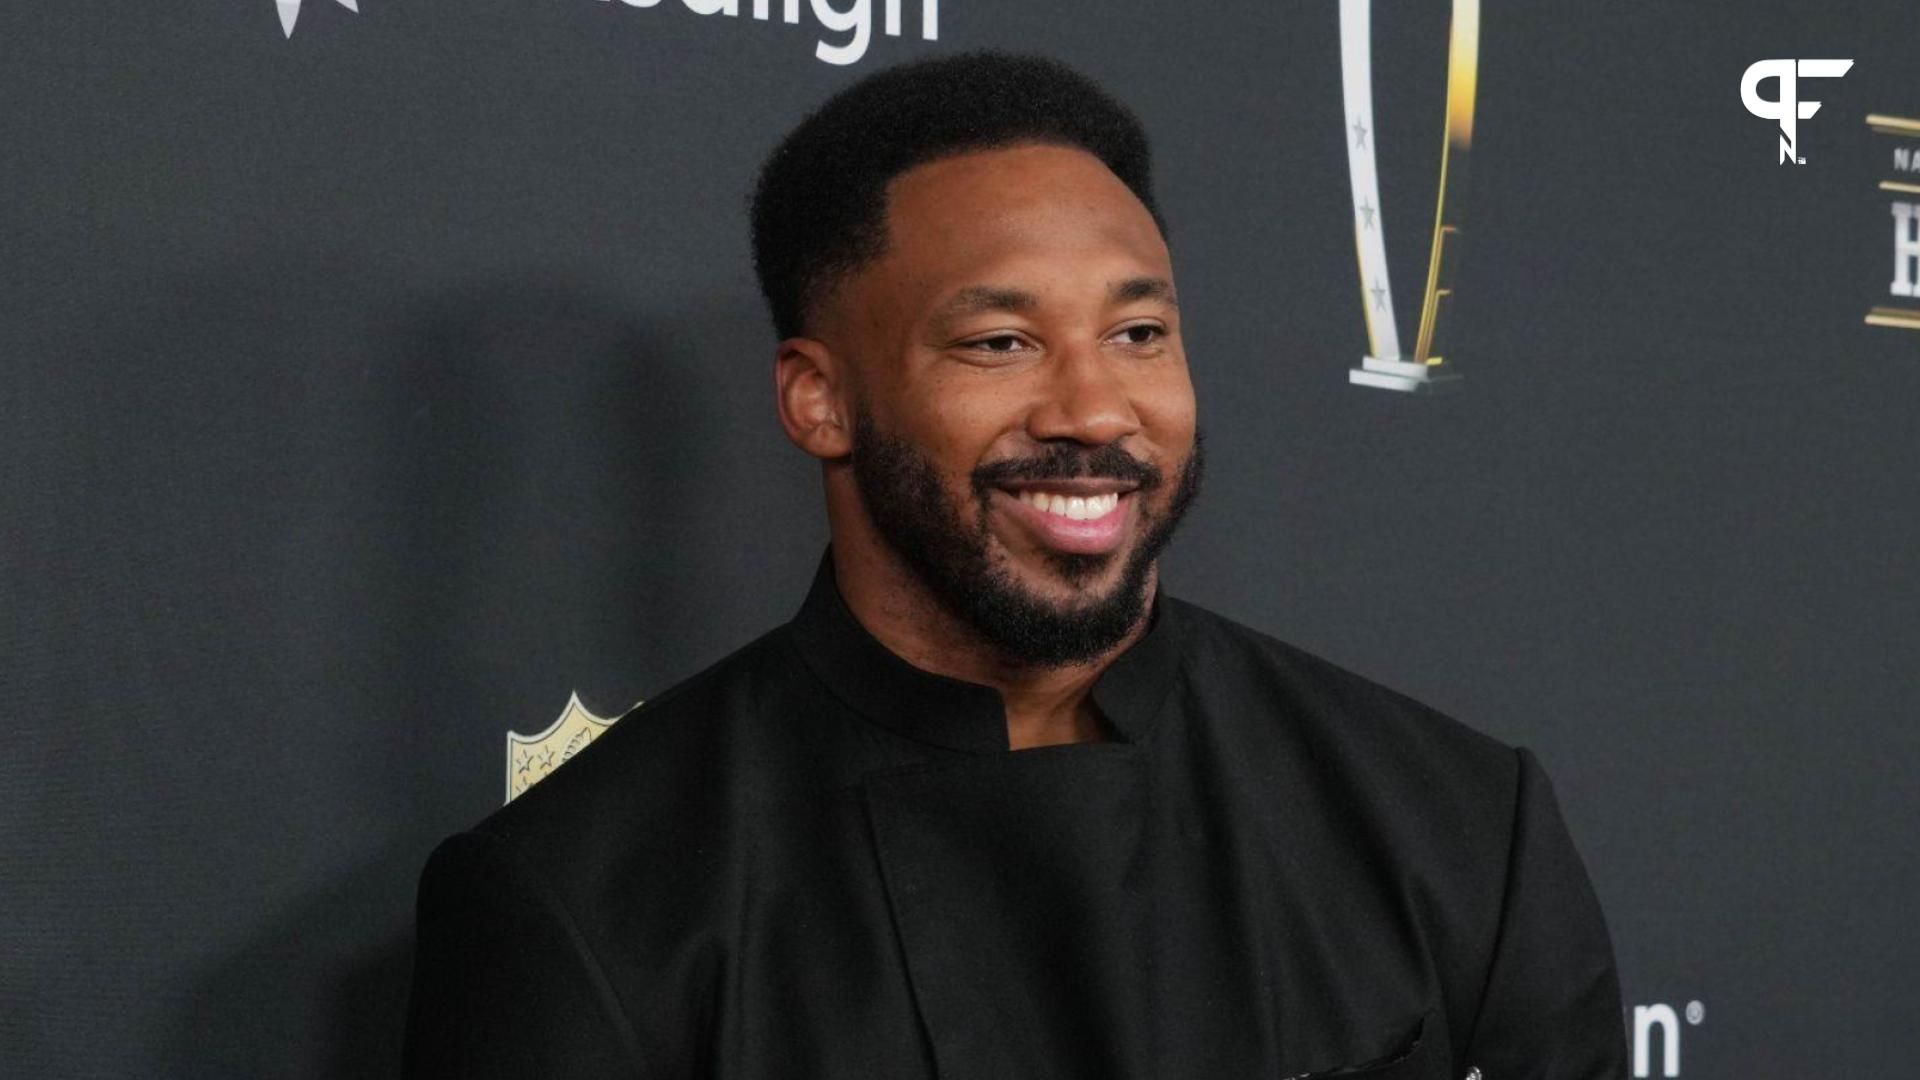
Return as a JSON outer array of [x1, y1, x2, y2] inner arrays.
[[972, 441, 1165, 494]]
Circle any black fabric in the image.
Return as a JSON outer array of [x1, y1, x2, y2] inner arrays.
[[404, 552, 1627, 1078]]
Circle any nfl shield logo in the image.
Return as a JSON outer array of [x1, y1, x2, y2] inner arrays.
[[504, 691, 635, 804]]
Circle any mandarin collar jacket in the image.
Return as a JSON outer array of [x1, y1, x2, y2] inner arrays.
[[405, 552, 1627, 1079]]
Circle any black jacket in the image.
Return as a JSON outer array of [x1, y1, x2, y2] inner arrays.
[[404, 554, 1626, 1078]]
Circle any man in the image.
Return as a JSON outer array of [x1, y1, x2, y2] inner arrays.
[[405, 52, 1627, 1079]]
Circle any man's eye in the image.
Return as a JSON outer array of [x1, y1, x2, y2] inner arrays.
[[1113, 324, 1163, 345], [968, 335, 1027, 353]]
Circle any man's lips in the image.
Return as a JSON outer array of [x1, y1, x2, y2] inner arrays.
[[990, 482, 1136, 555]]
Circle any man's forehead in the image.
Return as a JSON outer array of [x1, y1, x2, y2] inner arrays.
[[885, 143, 1159, 238], [809, 144, 1171, 338], [874, 146, 1171, 303]]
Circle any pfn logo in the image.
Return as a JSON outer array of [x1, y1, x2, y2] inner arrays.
[[1741, 59, 1853, 163]]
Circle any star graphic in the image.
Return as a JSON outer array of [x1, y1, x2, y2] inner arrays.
[[1370, 279, 1387, 311], [1359, 199, 1376, 229], [277, 0, 360, 39], [1352, 116, 1369, 150]]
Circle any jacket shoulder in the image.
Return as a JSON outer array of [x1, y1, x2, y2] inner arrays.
[[1166, 596, 1521, 813], [1167, 591, 1512, 753], [460, 624, 804, 887]]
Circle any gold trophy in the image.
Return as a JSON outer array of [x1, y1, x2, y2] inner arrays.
[[1341, 0, 1479, 392]]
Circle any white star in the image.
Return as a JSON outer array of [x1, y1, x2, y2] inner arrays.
[[277, 0, 360, 39]]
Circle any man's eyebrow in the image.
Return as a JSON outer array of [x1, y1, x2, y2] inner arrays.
[[927, 279, 1176, 331], [934, 285, 1042, 320], [1110, 276, 1178, 307]]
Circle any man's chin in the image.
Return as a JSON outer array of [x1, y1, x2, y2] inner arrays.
[[885, 521, 1159, 668], [996, 543, 1135, 602]]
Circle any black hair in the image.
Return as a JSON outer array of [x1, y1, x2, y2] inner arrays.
[[749, 51, 1165, 340]]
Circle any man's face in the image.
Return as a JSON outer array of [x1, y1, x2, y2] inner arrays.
[[825, 143, 1202, 666]]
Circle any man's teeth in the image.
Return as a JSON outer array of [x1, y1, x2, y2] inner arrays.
[[1015, 490, 1122, 520]]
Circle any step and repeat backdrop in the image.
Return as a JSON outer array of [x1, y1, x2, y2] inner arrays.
[[4, 1, 1916, 1075]]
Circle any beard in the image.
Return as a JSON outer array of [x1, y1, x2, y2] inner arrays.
[[849, 411, 1206, 668]]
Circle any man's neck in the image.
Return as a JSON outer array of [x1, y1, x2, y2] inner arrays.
[[829, 541, 1152, 750]]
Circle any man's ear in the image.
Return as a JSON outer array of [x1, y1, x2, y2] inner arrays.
[[774, 337, 854, 460]]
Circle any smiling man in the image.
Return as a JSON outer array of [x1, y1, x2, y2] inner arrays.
[[404, 52, 1627, 1079]]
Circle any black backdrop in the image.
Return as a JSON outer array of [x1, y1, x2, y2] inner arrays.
[[4, 1, 1917, 1075]]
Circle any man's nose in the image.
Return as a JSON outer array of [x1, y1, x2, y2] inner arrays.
[[1025, 340, 1142, 447]]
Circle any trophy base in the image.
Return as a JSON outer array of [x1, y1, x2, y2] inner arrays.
[[1348, 355, 1462, 394]]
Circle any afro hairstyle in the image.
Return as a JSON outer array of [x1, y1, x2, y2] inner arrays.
[[749, 51, 1166, 340]]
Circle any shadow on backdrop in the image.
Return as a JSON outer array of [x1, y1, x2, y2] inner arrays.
[[87, 259, 770, 1077]]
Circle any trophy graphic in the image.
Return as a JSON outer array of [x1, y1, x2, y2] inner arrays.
[[1340, 0, 1480, 392]]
